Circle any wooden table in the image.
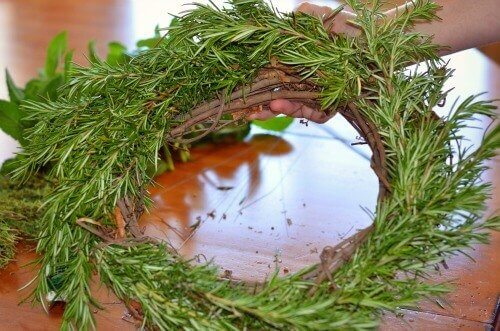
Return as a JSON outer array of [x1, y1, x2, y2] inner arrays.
[[0, 0, 498, 329]]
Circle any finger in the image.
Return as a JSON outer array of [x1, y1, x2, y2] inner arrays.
[[269, 99, 331, 124], [296, 3, 360, 38], [247, 109, 276, 120], [296, 2, 332, 18], [327, 11, 360, 37], [288, 103, 330, 123]]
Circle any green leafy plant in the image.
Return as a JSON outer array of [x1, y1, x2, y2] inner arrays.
[[0, 32, 73, 173], [0, 27, 288, 174], [253, 116, 294, 131], [0, 4, 290, 273], [2, 0, 499, 330], [0, 32, 75, 263]]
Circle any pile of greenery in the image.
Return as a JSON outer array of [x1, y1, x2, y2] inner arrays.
[[0, 31, 75, 266], [1, 0, 499, 330], [0, 27, 281, 268]]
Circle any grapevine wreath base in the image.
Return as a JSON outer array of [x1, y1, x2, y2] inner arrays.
[[79, 65, 388, 283], [7, 0, 499, 329]]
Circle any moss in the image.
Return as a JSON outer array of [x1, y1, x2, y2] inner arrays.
[[0, 176, 51, 266]]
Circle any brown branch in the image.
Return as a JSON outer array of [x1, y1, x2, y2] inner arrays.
[[343, 103, 391, 200], [76, 218, 116, 242], [165, 66, 391, 294], [170, 94, 226, 144], [102, 64, 395, 293], [168, 90, 320, 140], [113, 208, 126, 239], [173, 71, 314, 122]]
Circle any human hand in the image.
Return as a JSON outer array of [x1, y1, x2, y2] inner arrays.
[[247, 99, 333, 123], [296, 2, 360, 38], [248, 3, 360, 124]]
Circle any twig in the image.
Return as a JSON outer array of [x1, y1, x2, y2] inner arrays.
[[111, 64, 393, 293], [113, 208, 126, 239], [168, 89, 320, 139], [305, 224, 375, 296], [76, 218, 160, 249]]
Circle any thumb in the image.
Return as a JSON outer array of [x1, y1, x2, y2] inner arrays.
[[296, 2, 333, 18]]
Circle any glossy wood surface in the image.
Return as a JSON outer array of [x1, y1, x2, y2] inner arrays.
[[0, 0, 499, 329]]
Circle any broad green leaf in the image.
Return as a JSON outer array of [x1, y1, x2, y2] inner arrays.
[[45, 31, 68, 78], [136, 37, 163, 49], [252, 116, 294, 132], [136, 24, 168, 49], [40, 74, 65, 101], [5, 70, 24, 104], [106, 42, 128, 66], [211, 123, 251, 142], [63, 50, 74, 79], [0, 156, 21, 175], [0, 100, 22, 123], [23, 79, 44, 102], [22, 75, 64, 103], [0, 100, 22, 141], [146, 159, 170, 177], [155, 160, 169, 176], [87, 40, 101, 63]]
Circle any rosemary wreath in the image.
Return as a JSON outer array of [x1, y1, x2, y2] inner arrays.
[[6, 0, 500, 329]]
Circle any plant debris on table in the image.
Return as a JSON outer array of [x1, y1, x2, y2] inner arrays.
[[0, 0, 499, 330]]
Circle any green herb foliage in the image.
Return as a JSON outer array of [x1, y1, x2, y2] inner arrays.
[[0, 18, 272, 269], [0, 31, 75, 264], [0, 32, 73, 173], [4, 0, 500, 330]]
